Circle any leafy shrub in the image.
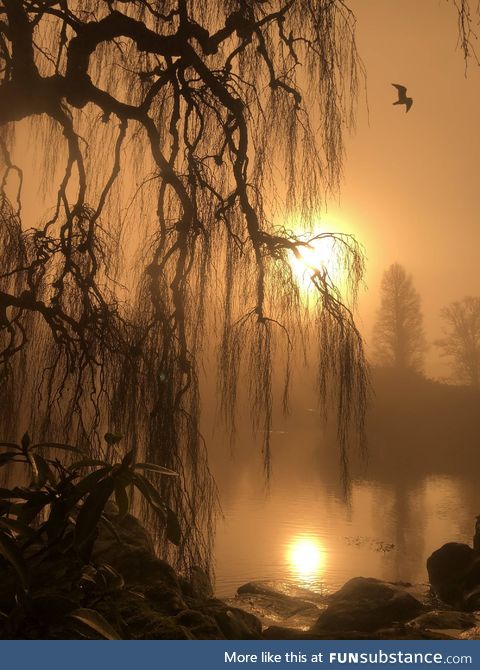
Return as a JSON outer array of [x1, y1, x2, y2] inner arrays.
[[0, 432, 180, 639]]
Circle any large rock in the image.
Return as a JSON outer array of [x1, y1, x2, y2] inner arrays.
[[427, 543, 480, 608], [92, 509, 156, 566], [201, 600, 262, 639], [232, 580, 325, 630], [237, 580, 326, 604], [311, 577, 424, 633], [89, 513, 262, 639]]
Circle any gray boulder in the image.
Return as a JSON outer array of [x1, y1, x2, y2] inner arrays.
[[427, 542, 480, 609], [237, 580, 325, 604], [233, 580, 325, 630], [311, 577, 424, 633]]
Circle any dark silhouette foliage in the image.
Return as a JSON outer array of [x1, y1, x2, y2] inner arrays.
[[0, 0, 369, 567], [436, 296, 480, 388], [0, 432, 178, 639]]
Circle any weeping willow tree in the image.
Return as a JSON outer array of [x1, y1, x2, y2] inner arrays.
[[454, 0, 480, 62], [0, 0, 368, 572]]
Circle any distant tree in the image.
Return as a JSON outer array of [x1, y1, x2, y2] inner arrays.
[[372, 263, 426, 371], [436, 297, 480, 388]]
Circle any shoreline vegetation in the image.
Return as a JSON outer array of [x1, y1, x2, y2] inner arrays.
[[1, 483, 479, 639]]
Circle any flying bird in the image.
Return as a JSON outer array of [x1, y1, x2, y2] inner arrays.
[[392, 83, 413, 113]]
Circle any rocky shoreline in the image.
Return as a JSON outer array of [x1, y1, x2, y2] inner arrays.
[[226, 576, 480, 640], [82, 516, 480, 640], [220, 540, 480, 640], [3, 506, 480, 640]]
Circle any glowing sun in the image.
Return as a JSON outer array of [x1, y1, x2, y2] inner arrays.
[[287, 537, 325, 579], [288, 233, 343, 293]]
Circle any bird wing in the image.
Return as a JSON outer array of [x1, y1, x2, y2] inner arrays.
[[405, 97, 413, 112], [392, 83, 407, 98]]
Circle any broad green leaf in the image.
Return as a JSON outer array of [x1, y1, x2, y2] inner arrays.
[[70, 466, 112, 500], [45, 498, 71, 542], [132, 474, 166, 516], [31, 442, 85, 455], [29, 453, 54, 488], [79, 571, 98, 586], [0, 452, 24, 467], [110, 466, 133, 487], [166, 507, 181, 546], [134, 463, 178, 476], [16, 495, 52, 525], [69, 608, 121, 640], [0, 442, 22, 451], [0, 487, 22, 499], [0, 529, 29, 590], [114, 484, 129, 519], [68, 459, 108, 470], [120, 449, 135, 467], [26, 450, 39, 484], [8, 487, 47, 501], [74, 476, 115, 549], [0, 518, 36, 539], [99, 564, 124, 591], [4, 489, 52, 525], [127, 590, 145, 600]]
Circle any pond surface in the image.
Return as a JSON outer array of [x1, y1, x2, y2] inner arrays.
[[211, 429, 477, 598]]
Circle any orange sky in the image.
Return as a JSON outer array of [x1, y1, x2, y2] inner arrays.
[[328, 0, 480, 377], [8, 1, 480, 381]]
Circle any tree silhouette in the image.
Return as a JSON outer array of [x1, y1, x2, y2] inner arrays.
[[372, 263, 426, 372], [0, 1, 368, 568], [436, 297, 480, 388], [454, 0, 480, 62]]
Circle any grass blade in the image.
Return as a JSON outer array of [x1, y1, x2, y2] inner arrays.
[[70, 608, 121, 640]]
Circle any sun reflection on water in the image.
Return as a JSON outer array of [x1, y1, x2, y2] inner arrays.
[[286, 536, 326, 585]]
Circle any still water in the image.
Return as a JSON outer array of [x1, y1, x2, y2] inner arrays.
[[212, 434, 477, 597]]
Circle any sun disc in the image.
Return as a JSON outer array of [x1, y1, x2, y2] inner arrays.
[[289, 235, 338, 290], [287, 536, 325, 579]]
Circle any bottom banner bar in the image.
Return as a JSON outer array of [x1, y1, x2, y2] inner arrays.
[[0, 640, 478, 670]]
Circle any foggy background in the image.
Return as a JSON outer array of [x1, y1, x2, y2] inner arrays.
[[328, 0, 480, 379]]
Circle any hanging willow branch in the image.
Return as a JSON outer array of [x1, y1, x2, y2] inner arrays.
[[0, 0, 367, 571]]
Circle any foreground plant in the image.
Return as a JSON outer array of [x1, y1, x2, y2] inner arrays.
[[0, 432, 180, 639]]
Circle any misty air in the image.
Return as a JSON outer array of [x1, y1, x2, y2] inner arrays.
[[1, 0, 480, 643]]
